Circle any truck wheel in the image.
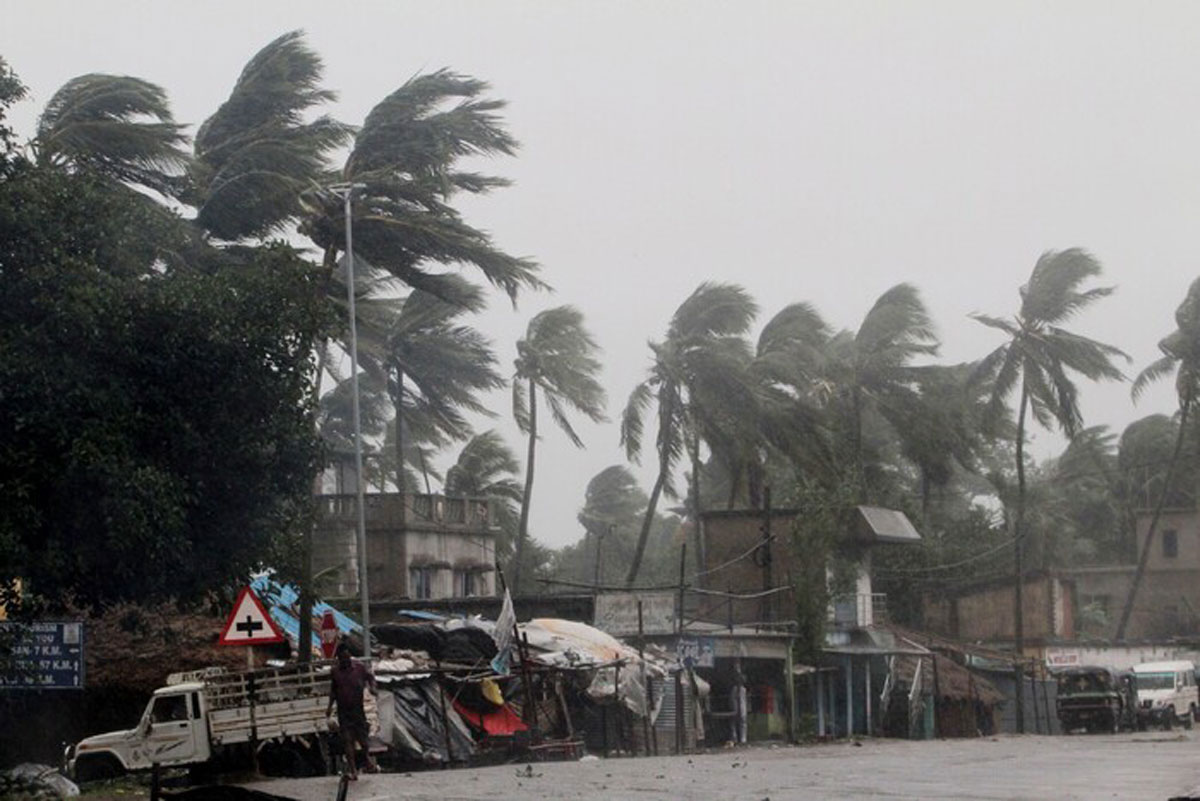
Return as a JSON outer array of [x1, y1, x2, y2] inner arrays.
[[74, 755, 123, 783], [1184, 708, 1194, 730]]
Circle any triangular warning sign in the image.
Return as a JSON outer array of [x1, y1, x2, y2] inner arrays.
[[218, 586, 285, 646]]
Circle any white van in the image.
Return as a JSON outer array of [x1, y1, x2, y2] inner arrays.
[[1132, 660, 1198, 729]]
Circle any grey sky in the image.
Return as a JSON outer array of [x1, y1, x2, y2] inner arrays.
[[4, 1, 1196, 548]]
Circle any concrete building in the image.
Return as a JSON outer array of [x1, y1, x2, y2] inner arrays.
[[314, 491, 499, 602], [695, 504, 924, 740], [1067, 508, 1200, 640], [922, 571, 1076, 649]]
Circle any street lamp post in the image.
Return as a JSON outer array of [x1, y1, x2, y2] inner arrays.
[[332, 182, 371, 658]]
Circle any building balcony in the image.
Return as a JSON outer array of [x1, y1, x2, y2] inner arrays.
[[316, 492, 497, 532], [830, 593, 887, 629]]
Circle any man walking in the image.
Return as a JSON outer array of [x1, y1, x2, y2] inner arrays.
[[326, 642, 379, 779]]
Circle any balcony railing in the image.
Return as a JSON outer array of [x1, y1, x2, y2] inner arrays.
[[317, 493, 495, 530], [830, 593, 887, 629]]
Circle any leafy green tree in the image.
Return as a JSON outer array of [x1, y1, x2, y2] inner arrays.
[[0, 164, 331, 610], [972, 249, 1126, 725], [1116, 277, 1200, 639], [510, 306, 606, 592], [621, 283, 757, 586]]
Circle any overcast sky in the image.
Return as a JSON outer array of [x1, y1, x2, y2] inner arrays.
[[4, 1, 1197, 548]]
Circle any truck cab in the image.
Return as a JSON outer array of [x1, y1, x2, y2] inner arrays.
[[1132, 660, 1197, 729], [68, 683, 212, 780]]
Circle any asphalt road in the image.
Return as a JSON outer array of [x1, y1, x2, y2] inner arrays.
[[250, 731, 1200, 801]]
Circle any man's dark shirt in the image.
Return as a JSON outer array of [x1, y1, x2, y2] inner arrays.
[[330, 660, 374, 716]]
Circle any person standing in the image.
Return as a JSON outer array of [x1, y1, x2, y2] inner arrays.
[[326, 642, 379, 779]]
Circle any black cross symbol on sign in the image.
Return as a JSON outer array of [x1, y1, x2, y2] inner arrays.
[[236, 615, 264, 637]]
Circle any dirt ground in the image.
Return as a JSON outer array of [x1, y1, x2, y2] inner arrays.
[[246, 731, 1200, 801]]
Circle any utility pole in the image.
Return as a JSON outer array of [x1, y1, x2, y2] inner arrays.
[[760, 486, 773, 624], [332, 182, 371, 658]]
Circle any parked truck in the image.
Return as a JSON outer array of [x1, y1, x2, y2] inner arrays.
[[65, 663, 341, 781]]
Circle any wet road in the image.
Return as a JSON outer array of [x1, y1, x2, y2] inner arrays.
[[251, 731, 1200, 800]]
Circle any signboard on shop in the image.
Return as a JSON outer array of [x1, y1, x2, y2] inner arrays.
[[593, 590, 676, 636], [676, 635, 716, 668], [0, 621, 85, 689]]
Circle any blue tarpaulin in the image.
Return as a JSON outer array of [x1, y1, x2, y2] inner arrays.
[[250, 575, 361, 655]]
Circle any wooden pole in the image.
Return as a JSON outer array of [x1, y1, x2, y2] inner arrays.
[[638, 600, 651, 756], [435, 659, 453, 766]]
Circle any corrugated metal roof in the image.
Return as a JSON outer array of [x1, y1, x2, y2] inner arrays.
[[251, 575, 361, 655], [856, 506, 921, 544]]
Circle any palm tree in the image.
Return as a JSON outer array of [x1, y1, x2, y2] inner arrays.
[[972, 248, 1126, 728], [1115, 276, 1200, 640], [299, 68, 544, 305], [822, 283, 940, 502], [352, 276, 504, 497], [189, 30, 350, 242], [445, 430, 524, 563], [35, 73, 190, 199], [509, 306, 606, 593], [741, 302, 835, 506], [621, 283, 757, 586]]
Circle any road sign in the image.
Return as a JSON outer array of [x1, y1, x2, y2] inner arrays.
[[218, 586, 284, 646], [319, 610, 338, 658], [0, 621, 85, 689]]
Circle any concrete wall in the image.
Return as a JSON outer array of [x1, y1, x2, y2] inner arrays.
[[1070, 566, 1200, 640], [698, 510, 798, 625], [1135, 509, 1200, 572], [923, 574, 1074, 644]]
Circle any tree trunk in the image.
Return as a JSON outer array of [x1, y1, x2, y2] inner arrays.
[[1116, 399, 1191, 640], [299, 319, 335, 664], [393, 373, 406, 497], [852, 386, 866, 503], [1013, 384, 1028, 734], [512, 379, 537, 595], [690, 428, 705, 572], [627, 462, 669, 587]]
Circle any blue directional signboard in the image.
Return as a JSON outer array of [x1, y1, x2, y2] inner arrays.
[[0, 621, 85, 689]]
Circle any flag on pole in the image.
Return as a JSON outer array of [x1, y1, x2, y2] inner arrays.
[[490, 588, 516, 676]]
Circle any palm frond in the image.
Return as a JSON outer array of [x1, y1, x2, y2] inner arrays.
[[37, 73, 190, 197]]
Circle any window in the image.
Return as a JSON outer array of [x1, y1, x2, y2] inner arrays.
[[151, 695, 188, 723], [455, 569, 478, 598], [409, 566, 433, 599], [1163, 529, 1179, 559]]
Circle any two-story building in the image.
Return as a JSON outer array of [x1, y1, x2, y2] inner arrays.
[[314, 489, 499, 603], [695, 504, 925, 740]]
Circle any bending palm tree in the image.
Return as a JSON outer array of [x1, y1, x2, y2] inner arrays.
[[356, 276, 503, 496], [190, 30, 350, 241], [511, 307, 606, 593], [1116, 276, 1200, 640], [972, 248, 1126, 730], [823, 283, 940, 501], [622, 283, 757, 586], [36, 73, 190, 199], [445, 430, 524, 563]]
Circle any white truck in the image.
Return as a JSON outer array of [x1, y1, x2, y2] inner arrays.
[[1132, 660, 1198, 729], [65, 663, 340, 781]]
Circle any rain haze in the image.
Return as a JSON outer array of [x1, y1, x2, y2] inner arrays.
[[4, 0, 1196, 549]]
